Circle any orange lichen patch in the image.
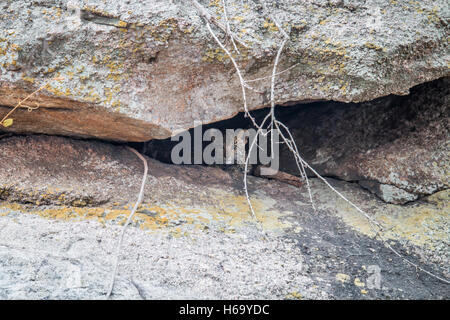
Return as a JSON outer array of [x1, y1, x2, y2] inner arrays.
[[0, 38, 21, 70], [40, 7, 65, 22], [116, 20, 128, 28], [22, 76, 36, 84], [0, 202, 164, 230], [364, 42, 385, 52], [263, 19, 279, 32]]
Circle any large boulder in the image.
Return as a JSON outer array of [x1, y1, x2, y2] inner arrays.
[[0, 0, 448, 141], [0, 135, 448, 299]]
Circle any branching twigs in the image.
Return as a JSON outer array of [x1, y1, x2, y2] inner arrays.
[[244, 113, 270, 218], [245, 63, 299, 83], [194, 0, 449, 285], [106, 147, 148, 299], [266, 10, 289, 173], [192, 0, 248, 49], [0, 76, 64, 128], [275, 120, 315, 209], [202, 10, 260, 130]]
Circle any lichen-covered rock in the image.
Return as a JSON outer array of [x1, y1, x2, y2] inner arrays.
[[0, 0, 448, 141], [0, 135, 448, 299], [279, 78, 449, 204], [358, 181, 419, 205]]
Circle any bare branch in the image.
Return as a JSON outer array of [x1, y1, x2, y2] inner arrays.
[[244, 113, 270, 219], [201, 11, 261, 129], [106, 147, 149, 298], [222, 0, 240, 54], [192, 0, 248, 49], [245, 63, 299, 83]]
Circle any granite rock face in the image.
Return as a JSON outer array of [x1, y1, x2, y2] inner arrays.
[[279, 78, 449, 204], [0, 135, 448, 299], [0, 0, 448, 141]]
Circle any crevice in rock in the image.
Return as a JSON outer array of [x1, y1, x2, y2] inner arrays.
[[138, 77, 448, 205], [1, 78, 447, 206]]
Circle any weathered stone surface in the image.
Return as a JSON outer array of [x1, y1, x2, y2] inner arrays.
[[0, 0, 448, 141], [279, 78, 450, 204], [0, 135, 449, 299]]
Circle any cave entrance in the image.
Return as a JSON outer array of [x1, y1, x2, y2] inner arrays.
[[135, 77, 448, 205]]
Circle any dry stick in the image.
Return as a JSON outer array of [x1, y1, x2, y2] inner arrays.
[[0, 76, 63, 126], [304, 158, 450, 284], [275, 121, 315, 209], [245, 63, 300, 83], [192, 0, 248, 49], [267, 2, 447, 285], [269, 37, 287, 147], [222, 0, 240, 55], [193, 0, 260, 130], [194, 0, 266, 224], [306, 157, 450, 284], [203, 15, 261, 130], [106, 147, 149, 298], [263, 5, 316, 209], [278, 119, 387, 233], [244, 114, 270, 218], [199, 0, 313, 219], [263, 3, 290, 174]]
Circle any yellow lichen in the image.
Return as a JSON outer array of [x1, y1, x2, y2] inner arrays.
[[364, 42, 384, 51], [117, 20, 128, 28], [336, 273, 351, 283]]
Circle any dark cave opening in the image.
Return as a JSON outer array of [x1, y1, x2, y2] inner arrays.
[[131, 77, 448, 204], [135, 77, 447, 164]]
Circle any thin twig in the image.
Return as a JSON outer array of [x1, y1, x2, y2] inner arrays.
[[106, 147, 149, 298], [304, 155, 450, 284], [0, 76, 63, 127], [192, 0, 248, 48], [244, 114, 270, 218], [222, 0, 240, 54], [245, 63, 299, 83], [275, 120, 315, 209], [203, 14, 260, 129], [275, 120, 449, 284]]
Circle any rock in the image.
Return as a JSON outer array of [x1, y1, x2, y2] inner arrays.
[[279, 78, 449, 204], [0, 135, 448, 299], [358, 181, 419, 205], [0, 0, 448, 141], [0, 135, 234, 207]]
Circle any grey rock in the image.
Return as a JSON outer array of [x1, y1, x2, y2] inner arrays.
[[279, 78, 449, 204], [0, 135, 448, 299], [359, 180, 418, 204], [0, 0, 448, 141]]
